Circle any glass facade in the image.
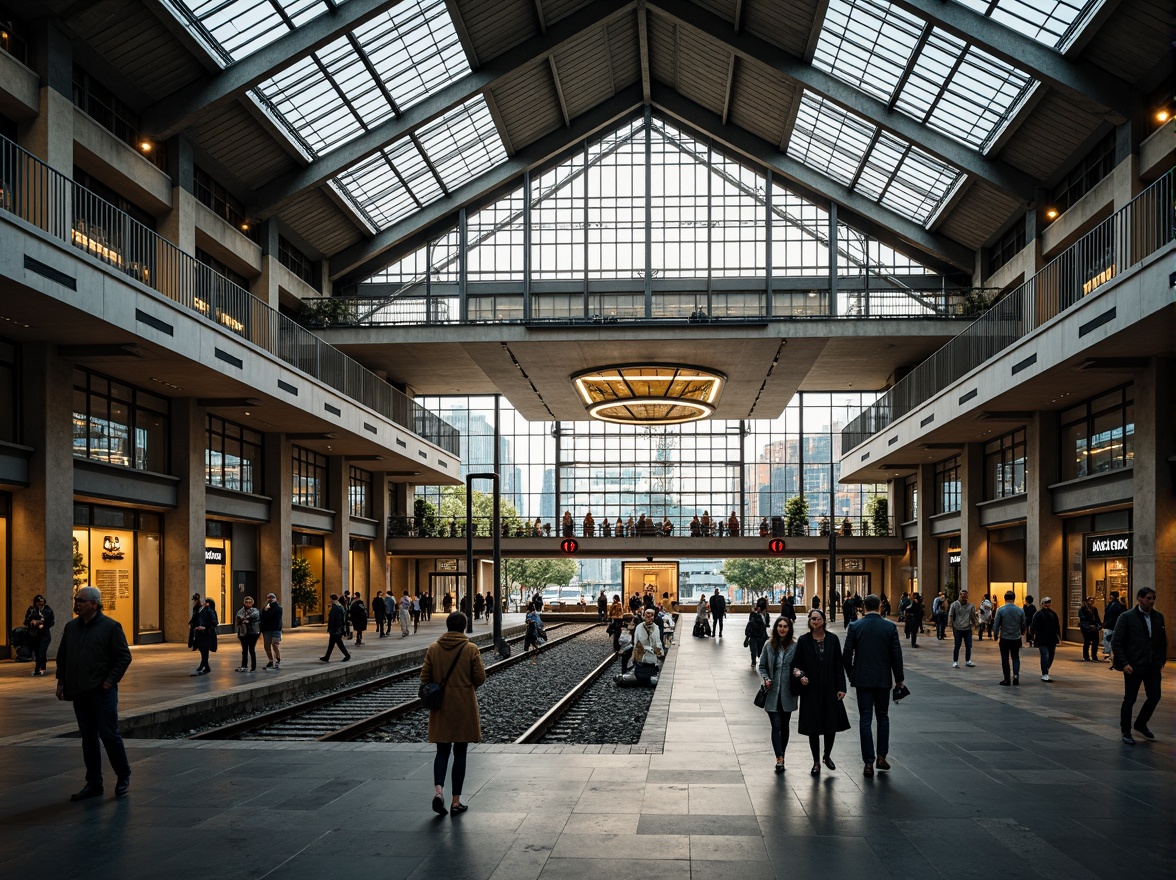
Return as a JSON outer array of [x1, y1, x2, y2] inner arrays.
[[412, 392, 885, 537], [71, 369, 169, 472], [206, 416, 263, 494], [349, 467, 372, 518], [934, 455, 961, 514], [984, 428, 1027, 499], [73, 505, 162, 642], [292, 446, 328, 509], [1060, 384, 1134, 481]]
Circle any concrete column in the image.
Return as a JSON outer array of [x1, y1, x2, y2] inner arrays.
[[21, 21, 72, 172], [259, 433, 292, 622], [885, 479, 904, 595], [10, 345, 74, 655], [162, 400, 206, 642], [158, 135, 195, 252], [253, 220, 282, 309], [960, 442, 988, 598], [1025, 412, 1063, 609], [1132, 357, 1175, 657], [916, 463, 939, 597], [323, 456, 350, 599], [371, 471, 390, 598]]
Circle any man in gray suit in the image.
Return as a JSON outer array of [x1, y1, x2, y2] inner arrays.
[[843, 594, 905, 777]]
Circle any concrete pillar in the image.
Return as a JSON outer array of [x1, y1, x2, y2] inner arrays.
[[1132, 357, 1175, 657], [254, 220, 281, 309], [259, 433, 292, 622], [162, 400, 206, 641], [158, 135, 195, 252], [10, 345, 74, 655], [371, 471, 390, 598], [1025, 412, 1063, 609], [916, 463, 939, 598], [21, 21, 72, 172], [324, 456, 350, 599], [885, 479, 904, 600], [960, 442, 988, 599]]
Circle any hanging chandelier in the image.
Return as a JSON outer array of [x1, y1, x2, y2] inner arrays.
[[571, 364, 726, 425]]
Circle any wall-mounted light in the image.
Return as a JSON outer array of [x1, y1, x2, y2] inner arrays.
[[240, 222, 251, 232], [1045, 207, 1059, 221], [1156, 109, 1171, 124], [139, 140, 153, 153]]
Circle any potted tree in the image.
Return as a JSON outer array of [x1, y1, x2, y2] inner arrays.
[[868, 496, 890, 537], [784, 495, 810, 537], [290, 555, 319, 627]]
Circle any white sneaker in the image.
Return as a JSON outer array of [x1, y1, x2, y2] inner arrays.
[[966, 661, 975, 667], [952, 661, 959, 668], [1041, 674, 1051, 681]]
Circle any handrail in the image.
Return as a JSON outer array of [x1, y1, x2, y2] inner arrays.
[[0, 135, 459, 456], [842, 169, 1175, 452]]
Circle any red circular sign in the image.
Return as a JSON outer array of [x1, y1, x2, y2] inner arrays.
[[768, 538, 786, 554], [560, 538, 579, 554]]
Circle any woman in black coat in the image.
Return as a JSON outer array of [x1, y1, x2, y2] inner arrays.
[[349, 598, 368, 645], [23, 594, 55, 676], [791, 608, 850, 776], [191, 598, 219, 676], [906, 594, 924, 647]]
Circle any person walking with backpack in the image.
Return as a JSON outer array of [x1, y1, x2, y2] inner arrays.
[[745, 598, 771, 669], [422, 612, 486, 815]]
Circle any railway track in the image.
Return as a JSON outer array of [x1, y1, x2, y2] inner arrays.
[[193, 623, 596, 742], [515, 651, 618, 744]]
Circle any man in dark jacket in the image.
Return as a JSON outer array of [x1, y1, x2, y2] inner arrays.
[[55, 586, 132, 801], [843, 594, 904, 777], [259, 592, 283, 671], [1112, 587, 1166, 745], [373, 590, 387, 637], [1027, 597, 1061, 681], [1102, 591, 1124, 662], [320, 594, 351, 662], [709, 589, 727, 638]]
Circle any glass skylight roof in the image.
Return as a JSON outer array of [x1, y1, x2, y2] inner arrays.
[[255, 0, 468, 155], [813, 0, 1034, 151], [334, 97, 507, 229], [955, 0, 1106, 51], [787, 93, 963, 225], [171, 0, 334, 63]]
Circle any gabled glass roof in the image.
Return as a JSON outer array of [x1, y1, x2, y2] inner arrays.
[[787, 93, 963, 225], [954, 0, 1106, 51], [334, 97, 507, 229], [813, 0, 1034, 151]]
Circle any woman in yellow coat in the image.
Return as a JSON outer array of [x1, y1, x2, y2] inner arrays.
[[421, 612, 487, 815]]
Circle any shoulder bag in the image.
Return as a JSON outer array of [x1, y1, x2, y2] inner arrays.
[[754, 649, 776, 708], [419, 646, 465, 711]]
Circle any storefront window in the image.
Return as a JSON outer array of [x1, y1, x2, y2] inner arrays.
[[72, 505, 161, 643], [1060, 385, 1134, 481], [72, 369, 169, 472], [293, 534, 326, 622], [350, 538, 370, 599], [984, 429, 1026, 499], [935, 456, 961, 514], [206, 416, 263, 493], [292, 446, 328, 508]]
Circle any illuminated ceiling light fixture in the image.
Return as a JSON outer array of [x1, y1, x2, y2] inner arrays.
[[1156, 109, 1171, 123], [139, 140, 153, 153], [571, 364, 726, 425], [1045, 207, 1059, 220]]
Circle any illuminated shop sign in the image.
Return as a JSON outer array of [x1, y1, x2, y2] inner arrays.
[[205, 547, 226, 565], [948, 548, 961, 565], [1086, 533, 1131, 558]]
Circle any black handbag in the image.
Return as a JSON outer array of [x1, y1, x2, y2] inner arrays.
[[753, 684, 768, 708], [419, 646, 465, 710]]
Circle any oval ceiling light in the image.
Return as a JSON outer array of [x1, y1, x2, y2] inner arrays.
[[572, 364, 726, 425]]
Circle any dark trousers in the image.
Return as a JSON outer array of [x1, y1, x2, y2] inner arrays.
[[375, 613, 386, 635], [323, 633, 351, 660], [998, 638, 1021, 681], [808, 732, 836, 761], [952, 628, 973, 662], [31, 634, 51, 671], [434, 742, 468, 795], [749, 637, 765, 665], [1082, 630, 1100, 659], [906, 624, 918, 647], [619, 647, 633, 673], [767, 709, 792, 758], [197, 646, 211, 672], [1120, 667, 1162, 733], [855, 686, 891, 764], [1038, 643, 1056, 674], [714, 614, 725, 637], [72, 686, 130, 786], [239, 633, 259, 669], [935, 612, 946, 639]]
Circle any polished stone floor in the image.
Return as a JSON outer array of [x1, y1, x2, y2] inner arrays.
[[0, 622, 1172, 879]]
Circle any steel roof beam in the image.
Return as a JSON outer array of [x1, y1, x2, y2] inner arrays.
[[143, 0, 406, 140], [887, 0, 1139, 121], [651, 86, 975, 272], [330, 85, 646, 284], [247, 0, 637, 218], [648, 0, 1038, 203]]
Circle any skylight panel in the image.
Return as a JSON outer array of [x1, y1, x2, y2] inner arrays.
[[175, 0, 332, 62], [252, 0, 470, 157], [813, 0, 1035, 151], [954, 0, 1106, 51], [787, 93, 964, 225], [416, 98, 509, 194]]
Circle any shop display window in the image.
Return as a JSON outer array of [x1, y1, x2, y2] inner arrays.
[[73, 506, 162, 643], [72, 369, 169, 472], [1060, 385, 1134, 481]]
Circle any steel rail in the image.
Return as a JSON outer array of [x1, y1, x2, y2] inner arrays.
[[513, 650, 619, 744]]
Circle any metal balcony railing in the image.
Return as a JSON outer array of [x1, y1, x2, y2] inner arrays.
[[842, 169, 1175, 452], [0, 135, 459, 456], [388, 513, 896, 539]]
